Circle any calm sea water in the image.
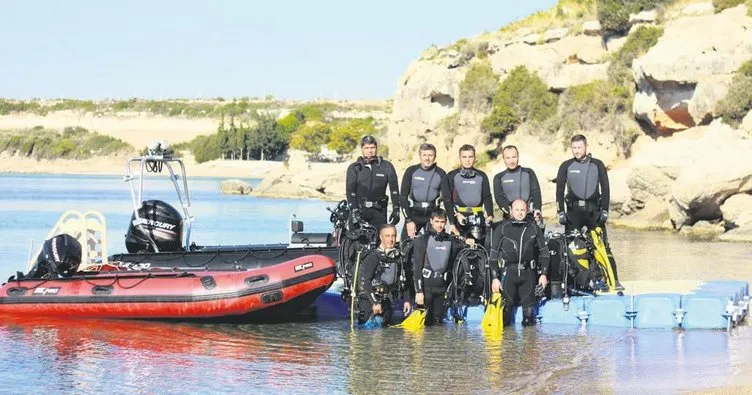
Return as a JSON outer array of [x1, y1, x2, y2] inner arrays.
[[1, 173, 751, 394]]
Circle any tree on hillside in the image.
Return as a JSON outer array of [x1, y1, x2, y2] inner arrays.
[[249, 111, 285, 161], [327, 118, 376, 155]]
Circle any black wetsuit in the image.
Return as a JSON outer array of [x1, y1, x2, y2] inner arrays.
[[446, 167, 494, 240], [356, 248, 404, 325], [412, 230, 465, 325], [345, 156, 400, 230], [489, 218, 550, 326], [555, 154, 620, 283], [493, 166, 542, 217], [400, 163, 452, 239]]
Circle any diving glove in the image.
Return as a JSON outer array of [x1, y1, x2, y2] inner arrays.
[[557, 212, 568, 225], [389, 210, 400, 226], [598, 210, 608, 225]]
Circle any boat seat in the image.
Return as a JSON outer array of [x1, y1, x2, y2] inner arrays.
[[290, 232, 332, 246]]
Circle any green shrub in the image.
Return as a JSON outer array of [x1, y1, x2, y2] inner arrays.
[[459, 60, 499, 110], [597, 0, 672, 34], [548, 80, 638, 156], [716, 61, 752, 126], [289, 123, 332, 154], [713, 0, 745, 12], [0, 127, 133, 160], [276, 112, 303, 138], [608, 25, 664, 88], [327, 118, 376, 155], [480, 66, 557, 141], [191, 135, 221, 163]]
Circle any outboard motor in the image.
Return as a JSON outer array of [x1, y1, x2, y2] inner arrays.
[[125, 199, 184, 253], [27, 234, 82, 279]]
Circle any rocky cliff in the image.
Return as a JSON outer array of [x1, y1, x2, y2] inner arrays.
[[255, 1, 752, 242]]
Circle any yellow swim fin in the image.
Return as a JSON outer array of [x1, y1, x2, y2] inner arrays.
[[393, 308, 426, 330], [481, 292, 504, 332]]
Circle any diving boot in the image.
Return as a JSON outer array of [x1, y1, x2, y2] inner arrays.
[[502, 306, 515, 327], [522, 307, 537, 327]]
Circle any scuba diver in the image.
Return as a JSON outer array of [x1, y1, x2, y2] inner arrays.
[[355, 224, 412, 326], [412, 208, 473, 325], [400, 143, 452, 240], [555, 134, 624, 291], [489, 200, 550, 326], [345, 135, 400, 231], [492, 145, 543, 225], [446, 144, 494, 244]]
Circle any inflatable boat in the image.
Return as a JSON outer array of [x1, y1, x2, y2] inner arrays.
[[0, 142, 340, 321]]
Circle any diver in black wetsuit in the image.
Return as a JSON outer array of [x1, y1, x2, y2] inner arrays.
[[555, 134, 624, 291], [345, 136, 400, 231], [493, 145, 543, 224], [356, 224, 412, 326], [412, 209, 471, 325], [489, 200, 550, 326], [446, 144, 494, 242], [400, 143, 452, 240]]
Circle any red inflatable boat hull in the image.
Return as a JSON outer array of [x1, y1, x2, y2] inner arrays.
[[0, 254, 336, 321]]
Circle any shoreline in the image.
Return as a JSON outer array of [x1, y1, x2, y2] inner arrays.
[[0, 154, 285, 180]]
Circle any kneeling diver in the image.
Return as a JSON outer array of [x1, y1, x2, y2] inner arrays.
[[356, 224, 412, 326], [489, 199, 550, 326], [413, 208, 473, 325]]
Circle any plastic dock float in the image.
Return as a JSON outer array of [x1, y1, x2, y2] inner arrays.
[[311, 280, 750, 330]]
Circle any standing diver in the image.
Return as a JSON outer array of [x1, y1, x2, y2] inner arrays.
[[400, 143, 452, 239], [493, 145, 543, 224], [356, 224, 412, 326], [412, 208, 472, 325], [490, 199, 550, 326], [555, 134, 624, 291], [345, 136, 400, 230], [446, 144, 494, 242]]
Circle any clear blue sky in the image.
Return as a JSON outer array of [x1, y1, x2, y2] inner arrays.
[[0, 0, 556, 101]]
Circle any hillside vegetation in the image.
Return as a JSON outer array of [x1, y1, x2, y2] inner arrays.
[[0, 126, 132, 160]]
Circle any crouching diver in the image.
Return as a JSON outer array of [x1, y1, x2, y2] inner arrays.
[[413, 208, 473, 325], [355, 224, 412, 326], [489, 200, 550, 326]]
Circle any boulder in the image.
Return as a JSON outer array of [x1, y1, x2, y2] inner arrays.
[[523, 34, 540, 45], [687, 75, 733, 125], [251, 162, 347, 201], [629, 10, 658, 24], [543, 28, 569, 43], [632, 6, 752, 132], [220, 179, 253, 195], [582, 21, 602, 36], [721, 193, 752, 227], [718, 225, 752, 242], [575, 45, 607, 64], [547, 63, 609, 91], [668, 138, 752, 227], [627, 166, 678, 203], [606, 36, 627, 53], [612, 199, 672, 230], [742, 110, 752, 133], [679, 220, 725, 240], [681, 2, 715, 16]]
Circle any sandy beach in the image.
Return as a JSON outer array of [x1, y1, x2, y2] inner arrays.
[[0, 111, 286, 179]]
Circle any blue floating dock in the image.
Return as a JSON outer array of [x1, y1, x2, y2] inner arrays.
[[633, 293, 681, 329], [311, 279, 750, 330]]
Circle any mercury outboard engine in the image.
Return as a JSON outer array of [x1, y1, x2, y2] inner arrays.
[[125, 199, 184, 253], [27, 234, 82, 279]]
